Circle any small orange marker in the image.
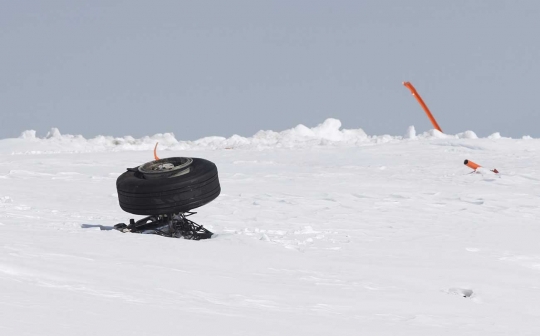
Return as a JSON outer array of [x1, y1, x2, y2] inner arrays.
[[464, 159, 481, 170], [464, 159, 499, 174], [153, 142, 160, 160]]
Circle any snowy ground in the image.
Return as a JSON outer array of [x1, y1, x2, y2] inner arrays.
[[1, 120, 540, 335]]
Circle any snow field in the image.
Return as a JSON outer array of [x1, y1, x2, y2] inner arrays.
[[1, 120, 540, 335]]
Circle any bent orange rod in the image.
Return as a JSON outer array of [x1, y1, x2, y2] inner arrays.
[[154, 142, 160, 160], [403, 82, 443, 133]]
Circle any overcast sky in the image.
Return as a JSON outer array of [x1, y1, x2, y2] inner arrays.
[[1, 1, 539, 139]]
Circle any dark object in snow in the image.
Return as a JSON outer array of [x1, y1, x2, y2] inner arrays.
[[115, 157, 220, 239], [117, 157, 220, 215], [448, 287, 474, 298], [114, 212, 213, 240]]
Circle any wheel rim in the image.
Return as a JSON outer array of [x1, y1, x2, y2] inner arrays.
[[138, 157, 193, 179]]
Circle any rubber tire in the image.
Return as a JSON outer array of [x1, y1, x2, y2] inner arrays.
[[116, 158, 220, 215]]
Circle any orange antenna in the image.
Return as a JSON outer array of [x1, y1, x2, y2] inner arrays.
[[464, 159, 499, 174], [153, 142, 160, 160], [403, 82, 443, 133]]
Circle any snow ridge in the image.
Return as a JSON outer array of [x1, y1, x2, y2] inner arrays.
[[0, 118, 534, 155]]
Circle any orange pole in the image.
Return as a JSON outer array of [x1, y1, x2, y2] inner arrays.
[[153, 142, 160, 160], [464, 159, 499, 174], [403, 82, 443, 133], [464, 159, 481, 170]]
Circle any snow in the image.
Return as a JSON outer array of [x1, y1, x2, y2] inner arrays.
[[1, 119, 540, 335], [404, 126, 416, 139]]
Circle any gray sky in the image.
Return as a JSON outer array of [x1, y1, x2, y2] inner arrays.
[[1, 0, 539, 139]]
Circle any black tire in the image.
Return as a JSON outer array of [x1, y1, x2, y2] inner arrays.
[[116, 157, 220, 215]]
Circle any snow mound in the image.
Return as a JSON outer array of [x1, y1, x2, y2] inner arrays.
[[404, 126, 416, 139], [19, 130, 37, 139], [456, 131, 478, 139]]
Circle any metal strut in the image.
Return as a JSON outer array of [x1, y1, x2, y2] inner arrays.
[[114, 212, 213, 240]]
